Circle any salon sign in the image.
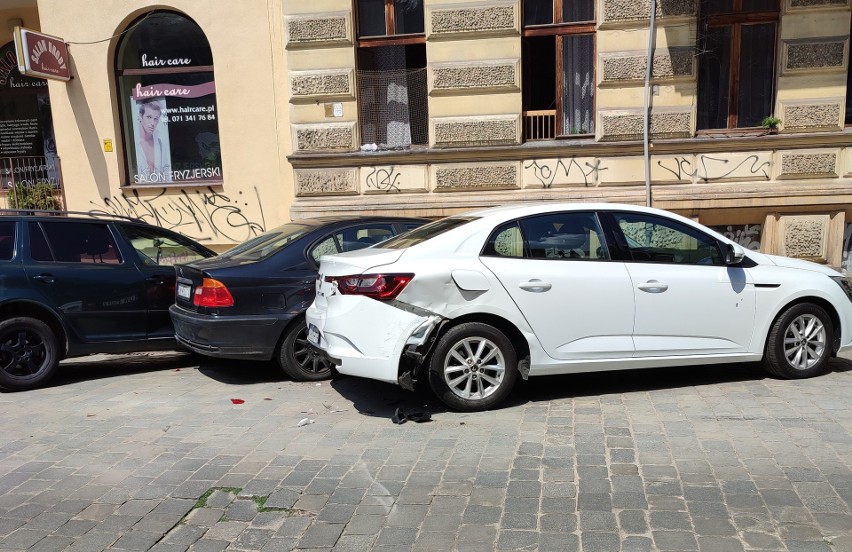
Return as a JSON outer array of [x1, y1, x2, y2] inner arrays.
[[13, 27, 71, 82]]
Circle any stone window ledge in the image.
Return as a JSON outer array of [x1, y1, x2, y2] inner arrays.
[[288, 132, 852, 169]]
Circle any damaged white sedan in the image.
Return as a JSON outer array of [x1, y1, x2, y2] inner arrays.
[[306, 203, 852, 412]]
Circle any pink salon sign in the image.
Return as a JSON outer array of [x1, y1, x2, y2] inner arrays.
[[14, 27, 70, 82]]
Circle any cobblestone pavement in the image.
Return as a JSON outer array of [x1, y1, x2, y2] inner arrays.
[[0, 351, 850, 552]]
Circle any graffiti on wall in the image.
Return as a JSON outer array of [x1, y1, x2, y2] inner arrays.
[[843, 223, 852, 274], [88, 186, 266, 243], [364, 166, 402, 193], [657, 154, 770, 182], [524, 158, 608, 188], [709, 224, 762, 251]]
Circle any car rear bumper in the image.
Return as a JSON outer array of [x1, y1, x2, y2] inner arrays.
[[305, 297, 426, 384], [169, 305, 293, 360]]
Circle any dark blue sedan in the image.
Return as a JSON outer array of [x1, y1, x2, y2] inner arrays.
[[169, 215, 426, 380]]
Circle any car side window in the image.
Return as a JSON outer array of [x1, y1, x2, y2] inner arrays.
[[120, 225, 211, 266], [612, 212, 723, 265], [336, 224, 396, 252], [310, 236, 338, 263], [482, 222, 524, 258], [0, 221, 15, 260], [519, 213, 610, 260], [32, 222, 123, 264]]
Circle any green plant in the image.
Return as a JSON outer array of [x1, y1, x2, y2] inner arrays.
[[8, 181, 63, 210], [761, 116, 782, 129]]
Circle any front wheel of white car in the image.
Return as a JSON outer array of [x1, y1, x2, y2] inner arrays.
[[764, 303, 833, 379], [428, 322, 518, 412]]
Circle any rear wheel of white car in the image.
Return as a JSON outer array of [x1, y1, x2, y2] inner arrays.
[[764, 303, 833, 379], [278, 318, 333, 382], [428, 322, 518, 412]]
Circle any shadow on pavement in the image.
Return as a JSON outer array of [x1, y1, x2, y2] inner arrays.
[[335, 355, 852, 416], [44, 351, 200, 389], [330, 375, 447, 421], [196, 358, 287, 385]]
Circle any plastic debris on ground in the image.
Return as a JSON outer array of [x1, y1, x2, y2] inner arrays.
[[391, 408, 432, 425]]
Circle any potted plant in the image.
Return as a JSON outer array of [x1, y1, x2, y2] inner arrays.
[[761, 116, 782, 134], [8, 181, 63, 211]]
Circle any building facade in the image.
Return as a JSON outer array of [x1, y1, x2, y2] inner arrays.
[[286, 0, 852, 271], [0, 0, 291, 252], [1, 0, 851, 267]]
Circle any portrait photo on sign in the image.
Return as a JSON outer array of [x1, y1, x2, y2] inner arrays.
[[131, 97, 172, 184]]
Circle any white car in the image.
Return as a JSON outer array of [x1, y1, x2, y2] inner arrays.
[[306, 203, 852, 411]]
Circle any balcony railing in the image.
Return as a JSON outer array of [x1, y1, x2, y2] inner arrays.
[[523, 110, 556, 141]]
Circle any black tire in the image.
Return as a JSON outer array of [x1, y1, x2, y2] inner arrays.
[[764, 303, 833, 379], [277, 318, 333, 382], [428, 322, 518, 412], [0, 317, 60, 391]]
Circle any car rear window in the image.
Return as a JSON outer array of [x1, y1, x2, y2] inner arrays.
[[217, 222, 312, 261], [375, 216, 478, 250]]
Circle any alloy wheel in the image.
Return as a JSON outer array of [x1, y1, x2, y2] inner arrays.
[[443, 336, 506, 400], [0, 329, 48, 378], [783, 314, 826, 370], [292, 329, 332, 376]]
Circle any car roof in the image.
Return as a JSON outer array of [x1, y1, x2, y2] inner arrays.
[[0, 209, 144, 223], [460, 202, 661, 219], [295, 215, 429, 226]]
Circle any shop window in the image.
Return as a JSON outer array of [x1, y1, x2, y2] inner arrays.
[[697, 0, 779, 130], [522, 0, 595, 141], [115, 12, 221, 186], [0, 41, 60, 190], [355, 0, 428, 149]]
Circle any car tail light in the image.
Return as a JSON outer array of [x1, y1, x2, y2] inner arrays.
[[193, 278, 234, 307], [326, 273, 413, 301]]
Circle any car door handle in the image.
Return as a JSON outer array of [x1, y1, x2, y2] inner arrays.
[[32, 275, 55, 285], [637, 280, 668, 293], [146, 276, 167, 285], [518, 280, 552, 293]]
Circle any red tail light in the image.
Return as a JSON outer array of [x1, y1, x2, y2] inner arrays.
[[326, 273, 413, 300], [193, 278, 234, 307]]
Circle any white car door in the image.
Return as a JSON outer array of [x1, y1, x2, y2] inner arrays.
[[479, 212, 636, 361], [609, 211, 756, 357]]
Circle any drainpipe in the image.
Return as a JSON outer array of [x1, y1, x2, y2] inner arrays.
[[643, 0, 658, 207]]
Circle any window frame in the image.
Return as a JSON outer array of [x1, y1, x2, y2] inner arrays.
[[29, 221, 124, 265], [355, 0, 425, 44], [522, 0, 596, 139], [114, 11, 221, 188], [481, 212, 611, 261], [697, 0, 780, 132], [354, 1, 428, 148], [608, 211, 725, 266]]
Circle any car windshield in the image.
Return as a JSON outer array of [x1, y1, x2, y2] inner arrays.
[[217, 222, 312, 261], [375, 216, 478, 250]]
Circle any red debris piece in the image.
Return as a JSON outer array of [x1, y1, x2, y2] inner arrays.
[[230, 398, 245, 405]]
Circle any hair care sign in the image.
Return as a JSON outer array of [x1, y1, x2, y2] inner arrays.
[[13, 27, 71, 82], [129, 81, 220, 185]]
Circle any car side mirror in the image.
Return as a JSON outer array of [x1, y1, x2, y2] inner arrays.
[[724, 242, 745, 265]]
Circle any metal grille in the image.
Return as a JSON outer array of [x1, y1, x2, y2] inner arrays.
[[0, 156, 63, 190], [357, 68, 428, 149]]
